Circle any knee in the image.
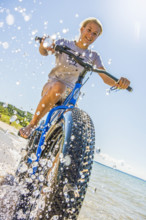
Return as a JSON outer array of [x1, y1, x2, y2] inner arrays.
[[53, 82, 66, 97]]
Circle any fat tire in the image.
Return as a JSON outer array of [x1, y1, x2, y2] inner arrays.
[[13, 108, 95, 220]]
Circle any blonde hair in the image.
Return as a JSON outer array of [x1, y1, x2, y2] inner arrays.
[[80, 17, 103, 36]]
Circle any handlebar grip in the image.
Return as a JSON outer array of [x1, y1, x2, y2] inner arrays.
[[35, 36, 43, 43], [95, 69, 133, 92], [126, 86, 133, 92]]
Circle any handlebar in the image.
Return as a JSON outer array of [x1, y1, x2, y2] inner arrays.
[[55, 45, 133, 92]]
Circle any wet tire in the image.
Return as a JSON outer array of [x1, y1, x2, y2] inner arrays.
[[13, 108, 95, 220]]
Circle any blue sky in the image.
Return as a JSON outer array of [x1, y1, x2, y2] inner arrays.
[[0, 0, 146, 178]]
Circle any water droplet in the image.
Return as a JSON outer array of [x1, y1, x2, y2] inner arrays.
[[41, 145, 45, 150], [82, 52, 86, 57], [64, 155, 71, 166], [18, 163, 28, 173], [26, 178, 33, 183], [63, 183, 79, 197], [30, 153, 37, 161], [39, 159, 47, 167], [13, 110, 17, 114], [50, 34, 57, 40], [47, 160, 53, 168], [38, 198, 45, 210], [51, 215, 59, 220], [21, 149, 27, 157], [59, 19, 63, 23], [43, 37, 52, 48], [3, 103, 8, 108], [0, 22, 4, 28], [10, 115, 17, 122], [2, 42, 9, 49], [89, 53, 93, 57], [59, 153, 64, 162], [108, 58, 112, 65], [44, 21, 48, 25], [39, 175, 45, 182], [32, 161, 38, 168], [71, 135, 75, 141], [6, 14, 15, 25], [30, 197, 35, 204], [16, 81, 20, 85], [32, 29, 38, 36], [106, 89, 110, 96], [33, 189, 40, 197], [28, 168, 33, 174], [42, 187, 50, 193], [17, 209, 26, 219], [24, 14, 31, 22], [62, 28, 69, 34], [36, 111, 40, 116]]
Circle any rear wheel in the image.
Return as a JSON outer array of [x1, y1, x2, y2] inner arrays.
[[13, 108, 95, 220]]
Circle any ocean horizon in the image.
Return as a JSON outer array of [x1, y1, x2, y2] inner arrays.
[[94, 160, 146, 182]]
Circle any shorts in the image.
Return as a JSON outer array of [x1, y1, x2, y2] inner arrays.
[[41, 78, 72, 103]]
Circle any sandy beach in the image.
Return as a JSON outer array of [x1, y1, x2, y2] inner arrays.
[[0, 121, 27, 179]]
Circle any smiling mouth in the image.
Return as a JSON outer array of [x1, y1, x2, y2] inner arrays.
[[85, 37, 92, 42]]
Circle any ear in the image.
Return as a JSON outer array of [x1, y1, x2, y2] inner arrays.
[[80, 26, 85, 33]]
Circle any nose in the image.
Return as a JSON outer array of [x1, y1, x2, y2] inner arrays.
[[87, 32, 94, 39]]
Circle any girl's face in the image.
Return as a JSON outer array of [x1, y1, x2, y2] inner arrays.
[[80, 22, 101, 47]]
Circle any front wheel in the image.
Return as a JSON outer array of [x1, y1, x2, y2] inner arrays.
[[13, 108, 95, 220]]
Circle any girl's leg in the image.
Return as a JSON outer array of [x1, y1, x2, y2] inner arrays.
[[19, 80, 66, 138]]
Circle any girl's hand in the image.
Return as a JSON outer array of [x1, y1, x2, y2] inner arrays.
[[40, 36, 55, 54], [115, 77, 130, 89], [39, 36, 55, 55]]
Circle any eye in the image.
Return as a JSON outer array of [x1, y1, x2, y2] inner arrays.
[[87, 28, 91, 32], [93, 32, 98, 36]]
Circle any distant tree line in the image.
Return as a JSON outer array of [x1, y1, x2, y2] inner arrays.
[[0, 101, 33, 127]]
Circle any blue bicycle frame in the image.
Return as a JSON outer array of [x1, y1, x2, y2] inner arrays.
[[28, 81, 82, 174]]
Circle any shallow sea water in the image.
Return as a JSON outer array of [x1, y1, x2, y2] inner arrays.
[[0, 159, 146, 220], [78, 162, 146, 220]]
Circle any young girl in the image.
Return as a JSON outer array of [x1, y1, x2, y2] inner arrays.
[[19, 17, 130, 138]]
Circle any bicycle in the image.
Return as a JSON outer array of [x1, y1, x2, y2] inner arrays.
[[13, 42, 132, 220]]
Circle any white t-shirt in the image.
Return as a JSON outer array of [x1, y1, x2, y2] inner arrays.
[[49, 38, 104, 88]]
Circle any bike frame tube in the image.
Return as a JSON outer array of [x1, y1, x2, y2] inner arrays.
[[28, 82, 82, 174]]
